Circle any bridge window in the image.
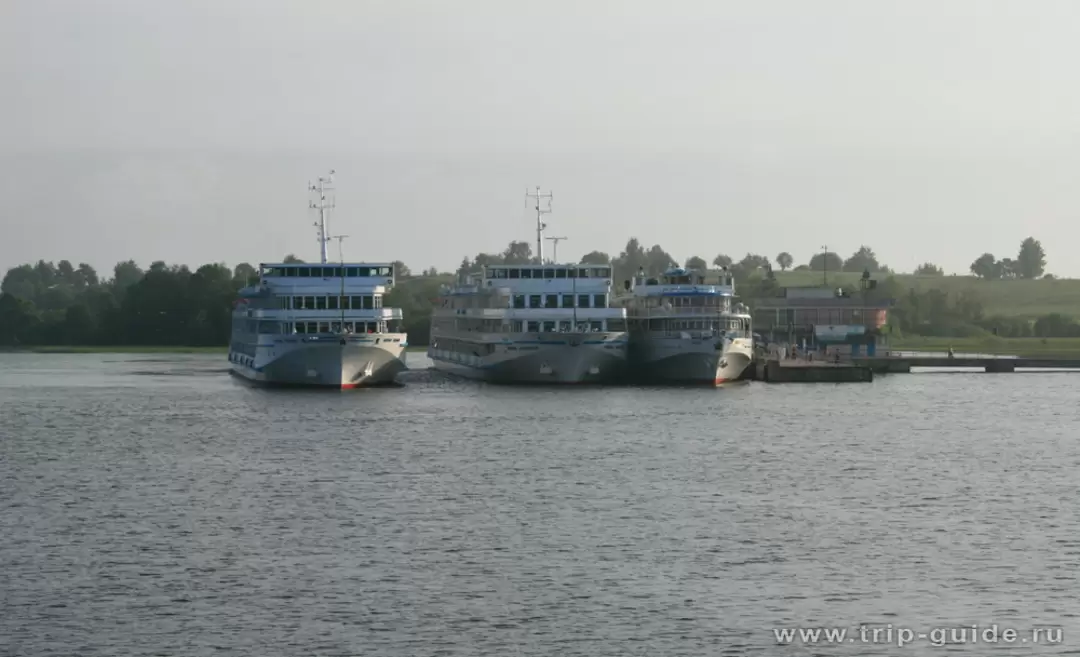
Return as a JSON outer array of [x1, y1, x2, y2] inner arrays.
[[513, 295, 526, 309], [314, 296, 327, 310], [555, 269, 567, 279], [542, 268, 555, 279], [577, 294, 591, 308], [542, 321, 556, 332], [327, 296, 339, 310], [528, 294, 541, 308], [545, 294, 558, 308], [593, 294, 607, 308], [508, 269, 521, 279], [561, 294, 575, 308], [527, 321, 540, 332]]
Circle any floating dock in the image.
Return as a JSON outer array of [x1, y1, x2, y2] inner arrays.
[[742, 359, 874, 383]]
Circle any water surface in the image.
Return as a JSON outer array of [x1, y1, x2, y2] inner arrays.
[[2, 352, 1078, 655]]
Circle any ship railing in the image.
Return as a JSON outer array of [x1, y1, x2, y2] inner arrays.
[[633, 306, 747, 317]]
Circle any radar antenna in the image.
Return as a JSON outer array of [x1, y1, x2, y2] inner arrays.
[[545, 236, 568, 264]]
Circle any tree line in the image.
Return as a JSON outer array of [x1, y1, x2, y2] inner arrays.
[[0, 235, 1067, 348]]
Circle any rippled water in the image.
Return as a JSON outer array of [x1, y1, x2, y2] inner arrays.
[[2, 352, 1080, 656]]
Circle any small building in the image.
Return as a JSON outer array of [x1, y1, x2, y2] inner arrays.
[[752, 285, 894, 356]]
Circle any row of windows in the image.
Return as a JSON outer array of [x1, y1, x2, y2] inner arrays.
[[276, 295, 384, 310], [632, 296, 731, 308], [233, 319, 400, 335], [432, 318, 626, 333], [261, 266, 394, 278], [753, 308, 887, 330], [629, 318, 751, 335], [445, 293, 609, 310], [486, 267, 611, 280]]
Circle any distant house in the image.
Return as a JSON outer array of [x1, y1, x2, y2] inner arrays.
[[752, 286, 895, 355]]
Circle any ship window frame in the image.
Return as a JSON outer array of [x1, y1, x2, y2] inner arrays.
[[555, 268, 568, 279], [561, 294, 575, 308], [528, 294, 541, 308], [542, 268, 555, 279], [508, 269, 520, 279], [513, 294, 526, 309], [577, 294, 591, 308], [544, 294, 558, 308]]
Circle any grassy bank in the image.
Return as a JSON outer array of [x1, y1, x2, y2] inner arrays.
[[775, 271, 1080, 319], [4, 345, 431, 354], [889, 336, 1080, 357]]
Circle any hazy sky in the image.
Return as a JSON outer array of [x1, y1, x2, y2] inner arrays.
[[3, 0, 1079, 277]]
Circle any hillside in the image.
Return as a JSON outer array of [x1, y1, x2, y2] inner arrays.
[[773, 271, 1080, 319]]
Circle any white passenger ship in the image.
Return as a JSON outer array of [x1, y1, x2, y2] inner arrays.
[[228, 172, 408, 388], [428, 263, 629, 383], [427, 188, 628, 383], [617, 266, 753, 385]]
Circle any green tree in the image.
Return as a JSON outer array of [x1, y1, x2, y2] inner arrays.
[[391, 260, 412, 278], [712, 254, 733, 268], [969, 253, 997, 279], [684, 256, 708, 271], [232, 263, 258, 288], [0, 293, 41, 345], [808, 251, 843, 273], [579, 251, 611, 265], [1016, 237, 1046, 279], [501, 241, 533, 265], [914, 262, 944, 276], [283, 254, 305, 263], [776, 252, 793, 271], [842, 246, 882, 272]]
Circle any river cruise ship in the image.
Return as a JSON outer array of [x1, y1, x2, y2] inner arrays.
[[228, 172, 407, 388], [428, 263, 629, 383], [616, 266, 753, 384]]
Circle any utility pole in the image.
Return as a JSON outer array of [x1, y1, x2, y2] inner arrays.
[[526, 187, 553, 263], [545, 236, 568, 264], [309, 170, 336, 264]]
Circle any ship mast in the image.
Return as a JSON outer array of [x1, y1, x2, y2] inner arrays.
[[309, 170, 336, 264], [331, 234, 348, 333], [526, 186, 553, 263]]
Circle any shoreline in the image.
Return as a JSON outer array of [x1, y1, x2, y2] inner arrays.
[[1, 345, 431, 355], [5, 338, 1080, 359]]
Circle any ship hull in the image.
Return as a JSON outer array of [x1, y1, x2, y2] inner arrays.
[[630, 336, 753, 385], [429, 335, 629, 384], [230, 335, 407, 388]]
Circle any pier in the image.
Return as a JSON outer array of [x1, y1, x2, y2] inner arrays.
[[854, 356, 1080, 373], [741, 359, 874, 383]]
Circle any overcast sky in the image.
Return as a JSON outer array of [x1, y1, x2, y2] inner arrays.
[[3, 0, 1079, 276]]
